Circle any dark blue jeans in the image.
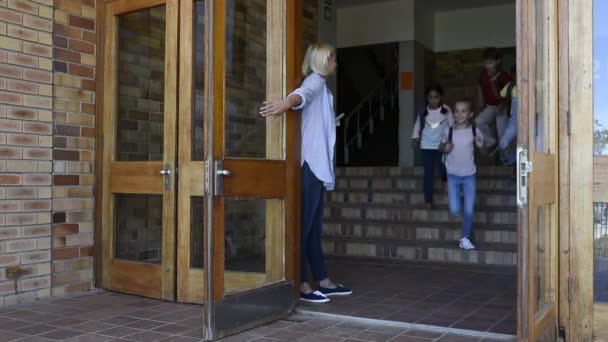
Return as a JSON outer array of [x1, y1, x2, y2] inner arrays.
[[301, 162, 328, 283], [422, 149, 447, 204]]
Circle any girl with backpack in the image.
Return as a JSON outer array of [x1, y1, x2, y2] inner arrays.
[[412, 85, 454, 210], [440, 99, 485, 250]]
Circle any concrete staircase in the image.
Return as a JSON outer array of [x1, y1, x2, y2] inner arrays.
[[322, 167, 518, 267]]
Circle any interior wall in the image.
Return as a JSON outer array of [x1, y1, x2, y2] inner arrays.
[[434, 4, 516, 52], [337, 0, 414, 48]]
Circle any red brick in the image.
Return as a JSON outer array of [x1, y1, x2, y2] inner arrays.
[[24, 69, 52, 83], [69, 15, 94, 31], [0, 202, 20, 213], [7, 107, 36, 120], [8, 52, 37, 68], [0, 64, 23, 79], [53, 224, 79, 235], [7, 133, 36, 146], [0, 118, 23, 132], [81, 79, 95, 91], [6, 213, 36, 225], [7, 79, 37, 94], [68, 64, 94, 78], [7, 25, 37, 42], [19, 277, 50, 291], [23, 14, 52, 32], [23, 200, 51, 211], [66, 258, 92, 271], [53, 247, 79, 260], [54, 47, 80, 63], [8, 0, 38, 15], [0, 254, 20, 267], [69, 39, 94, 54], [82, 30, 96, 44], [53, 236, 66, 248], [55, 124, 79, 136], [54, 136, 67, 148], [24, 147, 51, 159], [0, 227, 20, 239], [0, 147, 22, 158], [53, 35, 68, 48], [0, 91, 23, 106], [23, 42, 52, 57], [23, 174, 51, 186], [54, 175, 79, 185], [66, 282, 92, 294], [53, 149, 79, 161], [79, 246, 94, 257], [52, 272, 79, 286], [0, 8, 23, 24], [23, 122, 52, 134], [81, 127, 95, 137], [54, 23, 81, 39], [76, 0, 95, 6], [21, 251, 50, 264], [55, 0, 81, 15], [53, 261, 66, 273], [81, 103, 94, 114], [0, 175, 21, 185], [7, 187, 35, 198], [22, 225, 50, 237], [54, 61, 67, 73]]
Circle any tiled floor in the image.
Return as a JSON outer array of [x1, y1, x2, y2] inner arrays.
[[300, 260, 517, 336], [0, 261, 516, 342]]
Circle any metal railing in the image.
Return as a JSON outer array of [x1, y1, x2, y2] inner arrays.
[[342, 65, 399, 165]]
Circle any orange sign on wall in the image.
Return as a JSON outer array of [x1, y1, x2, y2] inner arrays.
[[401, 72, 414, 90]]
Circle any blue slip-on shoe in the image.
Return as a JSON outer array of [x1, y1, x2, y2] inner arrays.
[[300, 290, 330, 303], [318, 284, 352, 296]]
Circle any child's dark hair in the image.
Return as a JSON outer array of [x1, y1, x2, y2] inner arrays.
[[482, 47, 500, 61], [454, 98, 474, 111], [424, 84, 444, 97]]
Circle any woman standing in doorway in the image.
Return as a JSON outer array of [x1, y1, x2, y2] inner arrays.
[[260, 43, 352, 303]]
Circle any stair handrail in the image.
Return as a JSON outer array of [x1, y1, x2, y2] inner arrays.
[[343, 65, 399, 165]]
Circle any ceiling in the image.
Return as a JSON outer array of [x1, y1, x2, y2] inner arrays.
[[335, 0, 514, 11]]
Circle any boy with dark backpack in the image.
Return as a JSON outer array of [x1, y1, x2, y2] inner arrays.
[[440, 99, 485, 250], [412, 85, 453, 210]]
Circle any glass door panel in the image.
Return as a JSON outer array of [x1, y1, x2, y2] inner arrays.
[[100, 0, 178, 301]]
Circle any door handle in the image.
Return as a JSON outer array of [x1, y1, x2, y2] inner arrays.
[[217, 169, 231, 176], [516, 148, 532, 207], [160, 164, 172, 191], [214, 161, 231, 195]]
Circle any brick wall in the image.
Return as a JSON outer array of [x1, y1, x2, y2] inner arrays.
[[51, 0, 96, 298], [0, 0, 54, 306]]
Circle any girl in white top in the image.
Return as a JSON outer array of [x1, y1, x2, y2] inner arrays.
[[260, 43, 352, 303]]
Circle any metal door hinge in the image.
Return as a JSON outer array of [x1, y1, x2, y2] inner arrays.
[[567, 110, 572, 135], [517, 148, 532, 207], [568, 276, 573, 303], [204, 161, 211, 196]]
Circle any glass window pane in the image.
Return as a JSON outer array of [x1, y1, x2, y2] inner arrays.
[[193, 0, 206, 161], [536, 205, 554, 314], [534, 0, 553, 153], [225, 0, 269, 159], [115, 194, 163, 263], [594, 203, 608, 302], [224, 199, 284, 293], [594, 0, 608, 155], [191, 196, 205, 269], [116, 6, 166, 161]]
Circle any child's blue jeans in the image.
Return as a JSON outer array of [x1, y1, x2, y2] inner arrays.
[[447, 174, 477, 239]]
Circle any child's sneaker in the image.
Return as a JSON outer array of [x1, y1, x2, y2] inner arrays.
[[459, 237, 476, 250], [318, 284, 352, 297]]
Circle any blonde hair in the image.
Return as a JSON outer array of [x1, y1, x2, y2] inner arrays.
[[302, 42, 335, 77]]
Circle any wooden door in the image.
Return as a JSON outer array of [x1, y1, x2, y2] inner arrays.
[[201, 0, 301, 339], [517, 0, 560, 340], [99, 0, 178, 300]]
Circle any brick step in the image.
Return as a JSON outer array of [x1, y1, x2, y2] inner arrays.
[[335, 166, 514, 177], [322, 237, 517, 266], [323, 221, 517, 244], [335, 177, 516, 192], [326, 191, 516, 207], [324, 204, 517, 225]]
